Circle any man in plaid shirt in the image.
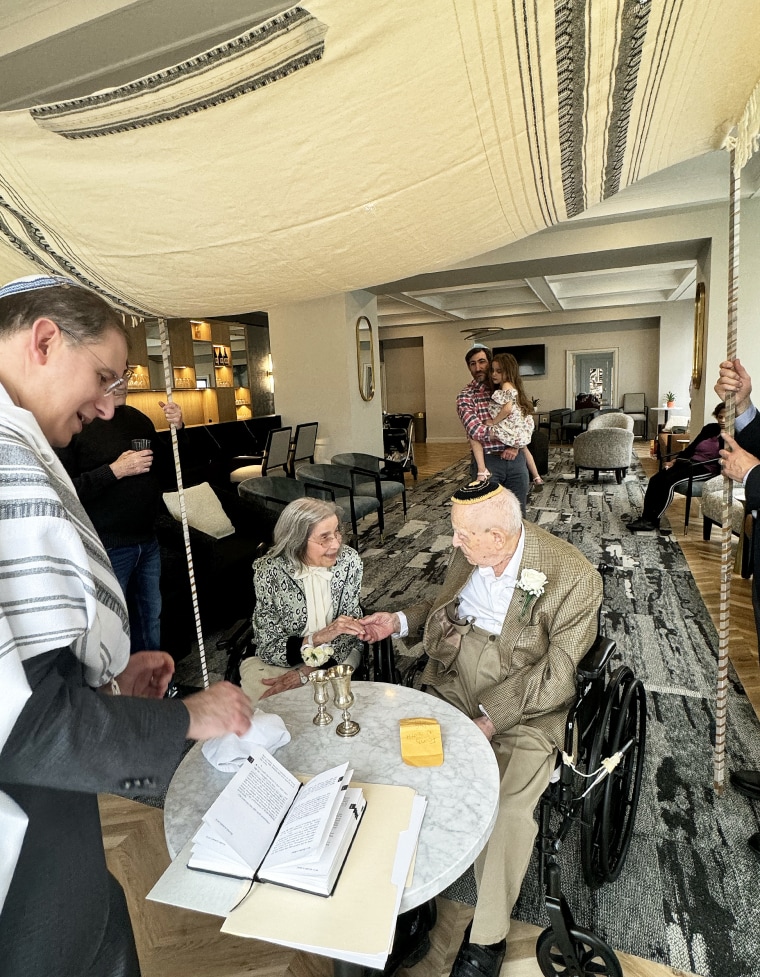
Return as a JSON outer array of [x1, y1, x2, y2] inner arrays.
[[457, 344, 530, 512]]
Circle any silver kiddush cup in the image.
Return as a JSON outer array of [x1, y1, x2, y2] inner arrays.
[[309, 669, 333, 726], [327, 664, 360, 737]]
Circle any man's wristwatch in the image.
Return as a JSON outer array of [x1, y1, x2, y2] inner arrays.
[[298, 668, 309, 685]]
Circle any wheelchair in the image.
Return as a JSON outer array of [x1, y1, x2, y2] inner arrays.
[[402, 633, 646, 977], [534, 633, 646, 977]]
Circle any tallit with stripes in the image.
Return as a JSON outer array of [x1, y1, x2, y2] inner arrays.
[[0, 381, 130, 737]]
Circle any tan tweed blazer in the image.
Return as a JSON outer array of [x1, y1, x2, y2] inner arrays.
[[406, 522, 602, 746]]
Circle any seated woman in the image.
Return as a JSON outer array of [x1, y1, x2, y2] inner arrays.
[[240, 498, 367, 702], [628, 402, 725, 532]]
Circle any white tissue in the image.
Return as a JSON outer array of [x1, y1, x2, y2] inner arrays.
[[201, 709, 291, 771]]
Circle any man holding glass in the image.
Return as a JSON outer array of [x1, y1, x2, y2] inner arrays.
[[58, 384, 183, 655]]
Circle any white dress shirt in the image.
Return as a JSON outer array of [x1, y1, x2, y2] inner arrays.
[[456, 527, 526, 633], [395, 527, 526, 636]]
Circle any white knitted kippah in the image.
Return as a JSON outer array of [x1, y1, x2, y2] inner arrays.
[[0, 275, 77, 300]]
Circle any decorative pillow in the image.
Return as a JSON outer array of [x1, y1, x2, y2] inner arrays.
[[163, 482, 235, 539]]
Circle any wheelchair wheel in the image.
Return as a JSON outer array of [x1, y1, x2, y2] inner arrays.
[[536, 925, 622, 977], [581, 666, 646, 889]]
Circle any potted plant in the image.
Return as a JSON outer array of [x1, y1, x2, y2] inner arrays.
[[666, 391, 675, 407], [531, 396, 540, 410]]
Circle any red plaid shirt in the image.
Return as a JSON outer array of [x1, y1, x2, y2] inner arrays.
[[456, 379, 509, 451]]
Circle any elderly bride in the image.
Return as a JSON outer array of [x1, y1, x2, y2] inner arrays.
[[240, 497, 367, 702]]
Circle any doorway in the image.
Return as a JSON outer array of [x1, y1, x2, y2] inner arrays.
[[566, 348, 618, 407]]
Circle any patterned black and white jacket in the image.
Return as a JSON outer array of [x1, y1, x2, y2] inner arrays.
[[252, 547, 363, 668]]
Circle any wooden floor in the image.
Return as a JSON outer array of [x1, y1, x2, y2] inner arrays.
[[100, 439, 759, 977]]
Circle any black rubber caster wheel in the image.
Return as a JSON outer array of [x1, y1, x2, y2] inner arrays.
[[536, 924, 623, 977]]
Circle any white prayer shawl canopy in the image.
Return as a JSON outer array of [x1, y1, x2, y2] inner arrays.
[[0, 0, 759, 317]]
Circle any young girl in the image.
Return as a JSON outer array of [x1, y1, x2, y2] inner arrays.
[[470, 352, 544, 487]]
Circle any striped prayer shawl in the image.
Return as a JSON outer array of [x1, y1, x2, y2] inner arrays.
[[0, 384, 130, 739]]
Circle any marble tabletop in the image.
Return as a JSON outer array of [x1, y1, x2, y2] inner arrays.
[[164, 681, 500, 912]]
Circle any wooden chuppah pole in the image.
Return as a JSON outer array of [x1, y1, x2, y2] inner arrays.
[[713, 147, 740, 792]]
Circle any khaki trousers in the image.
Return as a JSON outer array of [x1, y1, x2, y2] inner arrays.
[[431, 625, 556, 945]]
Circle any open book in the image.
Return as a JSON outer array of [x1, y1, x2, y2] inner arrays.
[[187, 747, 365, 897]]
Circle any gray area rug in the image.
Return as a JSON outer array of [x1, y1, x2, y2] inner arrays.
[[178, 450, 760, 976]]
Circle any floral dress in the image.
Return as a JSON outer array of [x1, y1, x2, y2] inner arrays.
[[489, 387, 535, 447]]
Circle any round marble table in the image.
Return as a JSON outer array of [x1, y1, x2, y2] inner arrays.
[[165, 681, 500, 912]]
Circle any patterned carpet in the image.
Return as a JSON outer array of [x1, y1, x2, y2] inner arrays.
[[178, 450, 760, 976]]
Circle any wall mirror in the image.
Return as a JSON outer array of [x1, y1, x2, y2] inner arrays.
[[356, 315, 376, 402], [144, 319, 166, 389], [229, 324, 249, 389]]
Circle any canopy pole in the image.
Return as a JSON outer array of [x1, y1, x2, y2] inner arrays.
[[713, 147, 740, 792], [156, 316, 210, 690]]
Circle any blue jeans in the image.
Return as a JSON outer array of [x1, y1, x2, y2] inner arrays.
[[108, 538, 162, 653], [470, 452, 530, 514]]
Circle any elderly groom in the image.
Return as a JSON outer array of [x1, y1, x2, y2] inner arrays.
[[362, 481, 602, 977]]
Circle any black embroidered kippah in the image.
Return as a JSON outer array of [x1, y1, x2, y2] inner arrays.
[[451, 479, 502, 505]]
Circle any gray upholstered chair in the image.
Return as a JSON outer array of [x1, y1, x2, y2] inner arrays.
[[331, 452, 407, 523], [287, 422, 319, 476], [620, 393, 647, 438], [296, 463, 382, 544], [573, 424, 634, 483], [230, 426, 292, 483], [701, 476, 753, 577], [586, 412, 634, 433]]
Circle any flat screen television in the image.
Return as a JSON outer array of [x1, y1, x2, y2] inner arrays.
[[493, 343, 546, 377]]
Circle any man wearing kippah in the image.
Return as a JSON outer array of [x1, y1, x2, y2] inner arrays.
[[457, 344, 530, 512], [362, 481, 602, 977]]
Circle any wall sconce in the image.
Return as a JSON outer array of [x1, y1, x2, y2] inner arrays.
[[266, 354, 274, 394]]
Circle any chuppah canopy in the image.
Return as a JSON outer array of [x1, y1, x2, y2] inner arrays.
[[0, 0, 759, 317]]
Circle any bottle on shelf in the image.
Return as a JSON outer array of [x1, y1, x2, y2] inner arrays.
[[222, 349, 229, 366]]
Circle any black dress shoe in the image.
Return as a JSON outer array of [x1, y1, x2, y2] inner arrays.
[[730, 769, 760, 799], [627, 517, 659, 532], [449, 936, 507, 977], [749, 832, 760, 858]]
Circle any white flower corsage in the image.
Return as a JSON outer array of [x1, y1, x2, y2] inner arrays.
[[301, 643, 333, 667], [516, 569, 547, 620]]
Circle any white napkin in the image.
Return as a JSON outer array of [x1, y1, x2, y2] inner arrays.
[[201, 709, 291, 771]]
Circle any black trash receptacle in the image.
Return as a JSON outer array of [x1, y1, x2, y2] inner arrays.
[[413, 411, 427, 443]]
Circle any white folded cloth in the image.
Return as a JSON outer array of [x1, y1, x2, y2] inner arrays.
[[201, 709, 291, 771]]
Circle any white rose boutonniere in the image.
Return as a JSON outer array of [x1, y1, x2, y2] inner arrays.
[[302, 643, 333, 667], [516, 569, 547, 620]]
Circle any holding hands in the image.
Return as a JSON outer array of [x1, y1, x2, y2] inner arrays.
[[360, 611, 401, 643], [311, 614, 367, 646]]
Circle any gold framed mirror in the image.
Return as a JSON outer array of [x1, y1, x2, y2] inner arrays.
[[356, 315, 376, 401], [692, 282, 706, 390]]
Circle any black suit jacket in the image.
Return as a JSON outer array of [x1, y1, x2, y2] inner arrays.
[[734, 411, 760, 610], [0, 648, 189, 976]]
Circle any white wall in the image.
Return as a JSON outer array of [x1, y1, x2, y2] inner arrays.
[[268, 290, 384, 458], [379, 200, 736, 436]]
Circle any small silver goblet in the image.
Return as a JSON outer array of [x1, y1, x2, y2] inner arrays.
[[309, 669, 333, 726], [327, 664, 360, 737]]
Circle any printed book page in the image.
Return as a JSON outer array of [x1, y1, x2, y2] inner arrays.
[[199, 746, 300, 871]]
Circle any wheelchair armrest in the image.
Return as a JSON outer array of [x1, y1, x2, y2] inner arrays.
[[216, 618, 251, 652], [576, 635, 616, 681]]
